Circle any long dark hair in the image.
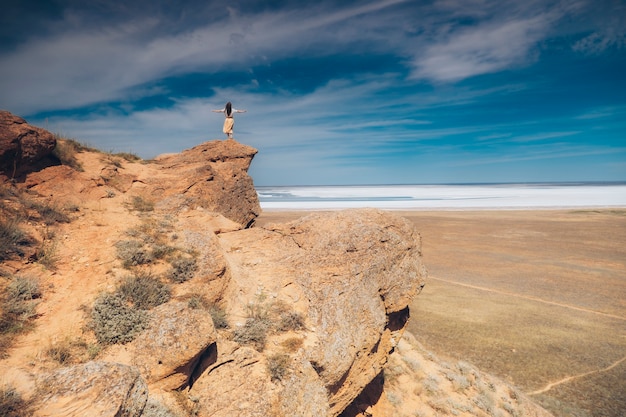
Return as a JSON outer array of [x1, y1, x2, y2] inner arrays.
[[225, 102, 232, 117]]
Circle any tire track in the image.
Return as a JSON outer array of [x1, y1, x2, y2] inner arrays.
[[429, 276, 626, 321], [529, 355, 626, 395]]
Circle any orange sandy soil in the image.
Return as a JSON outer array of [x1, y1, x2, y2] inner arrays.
[[257, 208, 626, 417]]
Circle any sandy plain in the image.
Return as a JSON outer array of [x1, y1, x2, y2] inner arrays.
[[256, 209, 626, 417]]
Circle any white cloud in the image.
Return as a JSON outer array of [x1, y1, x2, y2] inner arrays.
[[410, 15, 552, 82]]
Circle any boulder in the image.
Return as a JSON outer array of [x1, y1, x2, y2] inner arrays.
[[33, 361, 148, 417], [0, 110, 56, 176], [214, 208, 427, 416]]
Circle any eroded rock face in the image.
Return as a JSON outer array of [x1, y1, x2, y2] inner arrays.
[[33, 361, 148, 417], [102, 302, 218, 391], [0, 110, 56, 176], [211, 208, 427, 416], [151, 140, 260, 227]]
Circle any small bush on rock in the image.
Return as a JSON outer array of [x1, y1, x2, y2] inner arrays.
[[277, 311, 305, 332], [90, 293, 149, 345], [167, 257, 197, 283], [267, 353, 291, 382], [234, 317, 272, 351], [117, 273, 171, 310], [115, 240, 153, 268], [208, 305, 229, 329]]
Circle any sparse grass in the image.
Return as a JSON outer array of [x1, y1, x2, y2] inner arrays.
[[26, 200, 70, 225], [0, 385, 30, 417], [281, 337, 303, 353], [52, 137, 86, 171], [277, 311, 305, 332], [0, 275, 41, 357], [45, 342, 73, 364], [208, 305, 229, 329], [36, 238, 59, 269], [267, 353, 291, 382], [233, 316, 271, 351], [234, 296, 305, 351], [114, 152, 141, 162], [0, 218, 31, 261], [116, 239, 154, 268], [129, 195, 154, 212], [167, 256, 197, 283], [44, 337, 98, 364]]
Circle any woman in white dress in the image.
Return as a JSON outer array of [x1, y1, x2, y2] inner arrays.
[[212, 102, 246, 139]]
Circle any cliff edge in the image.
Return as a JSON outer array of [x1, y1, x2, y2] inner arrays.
[[0, 111, 551, 417]]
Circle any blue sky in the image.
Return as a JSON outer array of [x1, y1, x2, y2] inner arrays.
[[1, 0, 625, 185]]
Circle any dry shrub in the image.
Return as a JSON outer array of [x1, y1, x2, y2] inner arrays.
[[267, 353, 291, 382], [0, 275, 42, 357], [0, 385, 30, 417], [234, 317, 272, 351], [117, 273, 171, 310], [208, 305, 229, 329], [90, 293, 149, 345], [0, 218, 31, 261], [52, 138, 85, 171], [129, 195, 154, 212], [277, 311, 305, 332], [167, 256, 197, 283], [281, 337, 303, 353], [115, 240, 154, 268]]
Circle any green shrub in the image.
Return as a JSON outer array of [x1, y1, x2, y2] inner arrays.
[[90, 293, 149, 345], [117, 273, 170, 310], [267, 353, 291, 382]]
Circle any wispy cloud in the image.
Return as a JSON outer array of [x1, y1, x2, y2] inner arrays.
[[410, 14, 553, 82]]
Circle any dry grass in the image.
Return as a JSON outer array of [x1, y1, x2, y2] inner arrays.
[[0, 275, 42, 357], [0, 385, 30, 417]]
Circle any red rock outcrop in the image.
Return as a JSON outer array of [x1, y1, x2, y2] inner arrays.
[[149, 140, 261, 227], [0, 110, 56, 176]]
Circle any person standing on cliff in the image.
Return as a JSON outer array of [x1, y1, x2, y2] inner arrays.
[[212, 102, 246, 139]]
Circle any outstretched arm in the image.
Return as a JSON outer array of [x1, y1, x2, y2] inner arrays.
[[234, 109, 247, 113], [212, 109, 224, 113]]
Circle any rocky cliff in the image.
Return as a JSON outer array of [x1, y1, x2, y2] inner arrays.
[[0, 111, 551, 417]]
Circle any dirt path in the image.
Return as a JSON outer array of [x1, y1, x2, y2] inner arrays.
[[529, 355, 626, 395], [429, 276, 626, 322]]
